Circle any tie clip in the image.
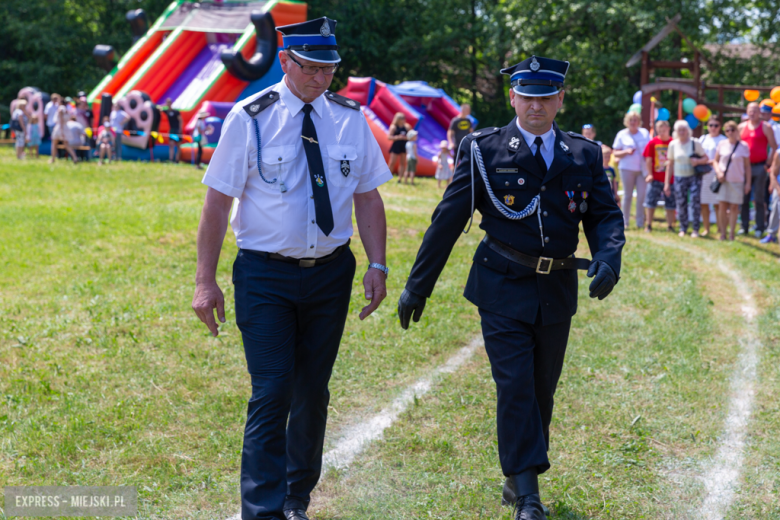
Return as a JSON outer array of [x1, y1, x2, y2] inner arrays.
[[301, 135, 318, 144]]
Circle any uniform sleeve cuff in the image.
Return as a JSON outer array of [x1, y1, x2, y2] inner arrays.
[[355, 168, 393, 194], [202, 174, 243, 198]]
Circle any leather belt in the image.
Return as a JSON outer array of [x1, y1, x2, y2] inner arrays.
[[267, 239, 350, 268], [483, 235, 590, 274]]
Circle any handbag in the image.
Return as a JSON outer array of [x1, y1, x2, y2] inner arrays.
[[690, 140, 712, 175], [711, 141, 739, 193]]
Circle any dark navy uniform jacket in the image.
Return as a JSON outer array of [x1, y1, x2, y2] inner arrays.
[[405, 118, 625, 325]]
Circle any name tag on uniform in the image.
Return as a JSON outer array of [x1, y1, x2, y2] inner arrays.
[[495, 168, 519, 173]]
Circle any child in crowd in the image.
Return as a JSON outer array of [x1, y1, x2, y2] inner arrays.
[[402, 130, 418, 185], [435, 140, 453, 188], [26, 115, 41, 159], [582, 124, 602, 145], [97, 116, 115, 166], [601, 145, 620, 205], [12, 99, 28, 159]]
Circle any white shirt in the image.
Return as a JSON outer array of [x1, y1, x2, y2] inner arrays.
[[44, 101, 59, 127], [65, 120, 85, 146], [699, 134, 726, 160], [110, 110, 129, 133], [612, 127, 650, 172], [515, 119, 555, 169], [203, 78, 393, 259]]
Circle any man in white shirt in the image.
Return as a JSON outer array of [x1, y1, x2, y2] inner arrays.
[[44, 93, 62, 139], [192, 17, 392, 520], [109, 103, 129, 162]]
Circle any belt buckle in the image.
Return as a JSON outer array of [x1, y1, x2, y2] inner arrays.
[[536, 256, 553, 274], [299, 258, 316, 268]]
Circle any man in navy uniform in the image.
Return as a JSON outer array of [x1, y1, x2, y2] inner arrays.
[[398, 56, 625, 519], [192, 17, 393, 520]]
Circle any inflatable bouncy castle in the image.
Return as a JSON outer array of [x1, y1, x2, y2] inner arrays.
[[337, 78, 477, 177], [83, 0, 307, 162]]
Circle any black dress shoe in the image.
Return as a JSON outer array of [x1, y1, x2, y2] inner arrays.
[[284, 509, 310, 520], [512, 493, 546, 520], [502, 477, 550, 516]]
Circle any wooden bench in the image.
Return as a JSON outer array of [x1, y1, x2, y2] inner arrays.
[[0, 138, 15, 145], [56, 144, 93, 161]]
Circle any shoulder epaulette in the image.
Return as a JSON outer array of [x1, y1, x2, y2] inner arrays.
[[469, 127, 500, 140], [567, 131, 599, 146], [243, 91, 280, 117], [324, 91, 361, 110]]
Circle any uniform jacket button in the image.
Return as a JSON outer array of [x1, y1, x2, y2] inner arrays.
[[543, 211, 548, 217], [505, 181, 509, 186], [483, 257, 488, 262], [577, 183, 582, 188], [544, 237, 550, 243], [541, 185, 546, 192]]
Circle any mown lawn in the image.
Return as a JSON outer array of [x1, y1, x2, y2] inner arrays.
[[1, 147, 779, 519]]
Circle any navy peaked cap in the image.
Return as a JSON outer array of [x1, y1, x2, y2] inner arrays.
[[501, 55, 570, 97], [276, 17, 340, 64]]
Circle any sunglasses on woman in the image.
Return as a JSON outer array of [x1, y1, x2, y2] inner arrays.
[[708, 123, 720, 128]]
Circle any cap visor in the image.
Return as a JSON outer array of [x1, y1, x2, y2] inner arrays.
[[511, 85, 562, 97], [290, 49, 341, 64]]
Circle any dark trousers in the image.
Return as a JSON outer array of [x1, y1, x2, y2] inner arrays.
[[196, 142, 203, 165], [479, 307, 571, 477], [233, 247, 356, 520], [742, 165, 768, 232]]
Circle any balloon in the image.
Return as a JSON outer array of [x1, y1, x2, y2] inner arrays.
[[85, 128, 93, 138], [684, 114, 699, 130], [744, 90, 760, 102], [704, 108, 712, 121], [650, 96, 658, 103], [632, 90, 642, 104], [773, 105, 780, 115], [656, 107, 670, 121], [771, 87, 780, 104], [629, 103, 642, 113], [682, 98, 697, 114], [693, 104, 709, 121]]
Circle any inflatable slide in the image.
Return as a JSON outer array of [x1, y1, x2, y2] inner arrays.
[[338, 78, 477, 176], [85, 0, 307, 162]]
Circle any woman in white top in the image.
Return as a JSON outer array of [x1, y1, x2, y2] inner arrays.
[[698, 118, 727, 236], [49, 104, 78, 163], [664, 120, 710, 238], [612, 111, 650, 229]]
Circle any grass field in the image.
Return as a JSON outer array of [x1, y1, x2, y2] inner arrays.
[[1, 147, 779, 519]]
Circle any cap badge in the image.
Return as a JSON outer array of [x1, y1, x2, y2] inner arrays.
[[530, 56, 540, 72], [504, 194, 515, 206], [518, 178, 525, 185], [320, 19, 331, 37], [560, 141, 569, 152], [509, 136, 520, 150]]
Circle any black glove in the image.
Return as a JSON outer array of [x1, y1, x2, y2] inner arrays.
[[587, 260, 617, 300], [398, 289, 427, 330]]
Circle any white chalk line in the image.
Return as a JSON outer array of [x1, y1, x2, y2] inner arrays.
[[223, 336, 483, 520], [697, 260, 760, 520], [642, 238, 762, 518]]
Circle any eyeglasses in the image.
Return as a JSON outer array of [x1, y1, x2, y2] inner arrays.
[[708, 123, 720, 127], [724, 128, 736, 133], [286, 52, 339, 75]]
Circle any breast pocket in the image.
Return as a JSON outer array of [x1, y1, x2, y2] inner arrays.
[[562, 175, 593, 193], [327, 145, 360, 188], [490, 172, 532, 210], [257, 145, 298, 192]]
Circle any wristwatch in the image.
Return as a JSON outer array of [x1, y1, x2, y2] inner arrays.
[[368, 263, 389, 277]]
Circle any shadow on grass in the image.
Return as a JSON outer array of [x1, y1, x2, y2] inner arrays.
[[734, 236, 780, 259]]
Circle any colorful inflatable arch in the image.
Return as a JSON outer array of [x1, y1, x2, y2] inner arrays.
[[84, 0, 307, 162], [338, 78, 477, 176]]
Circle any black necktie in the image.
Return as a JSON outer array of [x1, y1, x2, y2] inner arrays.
[[533, 136, 547, 175], [301, 104, 334, 236]]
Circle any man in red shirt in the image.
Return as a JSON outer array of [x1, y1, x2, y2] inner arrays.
[[642, 119, 675, 232], [739, 102, 777, 237]]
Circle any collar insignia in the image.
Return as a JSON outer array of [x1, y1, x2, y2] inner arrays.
[[347, 99, 357, 107], [560, 140, 569, 152], [530, 56, 540, 72], [250, 104, 260, 113], [509, 136, 520, 150], [320, 19, 331, 37]]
